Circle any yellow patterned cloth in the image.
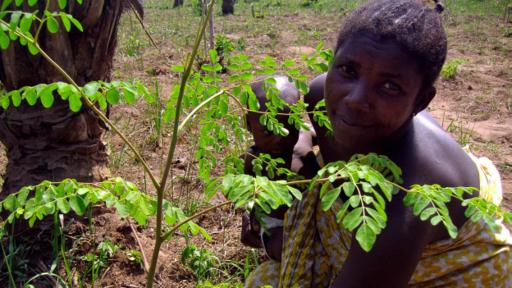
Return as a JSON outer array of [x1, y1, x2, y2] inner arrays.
[[246, 149, 512, 287]]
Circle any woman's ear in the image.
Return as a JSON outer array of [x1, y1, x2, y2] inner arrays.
[[414, 86, 436, 114]]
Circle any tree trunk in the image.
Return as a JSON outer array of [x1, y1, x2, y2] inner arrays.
[[173, 0, 184, 8], [222, 0, 235, 15], [0, 1, 141, 196]]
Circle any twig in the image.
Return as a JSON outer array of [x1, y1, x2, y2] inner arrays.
[[162, 201, 232, 241], [128, 0, 159, 50], [128, 219, 150, 273]]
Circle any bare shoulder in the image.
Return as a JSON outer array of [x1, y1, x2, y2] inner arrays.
[[401, 112, 479, 189], [305, 73, 327, 112]]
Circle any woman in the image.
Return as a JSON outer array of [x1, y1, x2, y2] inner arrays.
[[246, 1, 512, 287]]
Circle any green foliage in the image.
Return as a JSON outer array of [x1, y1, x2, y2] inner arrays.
[[197, 281, 243, 288], [308, 153, 512, 252], [441, 58, 467, 80], [215, 34, 235, 58], [0, 81, 150, 112], [181, 245, 219, 281], [80, 240, 119, 282], [125, 249, 144, 268], [311, 154, 400, 251], [250, 153, 298, 180], [0, 178, 209, 239], [0, 1, 83, 55], [221, 174, 302, 213]]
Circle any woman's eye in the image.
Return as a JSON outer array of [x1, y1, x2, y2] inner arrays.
[[383, 81, 401, 92], [338, 65, 356, 77]]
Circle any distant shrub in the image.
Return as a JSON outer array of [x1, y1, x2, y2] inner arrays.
[[441, 58, 467, 80]]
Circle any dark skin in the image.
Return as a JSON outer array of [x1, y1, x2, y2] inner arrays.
[[266, 32, 479, 287]]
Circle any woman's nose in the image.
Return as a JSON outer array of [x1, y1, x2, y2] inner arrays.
[[343, 82, 371, 113]]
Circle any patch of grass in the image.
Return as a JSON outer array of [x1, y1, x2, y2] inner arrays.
[[441, 58, 467, 80], [181, 245, 219, 281], [444, 0, 509, 16], [446, 118, 474, 146]]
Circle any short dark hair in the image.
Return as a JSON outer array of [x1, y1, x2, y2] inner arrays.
[[335, 0, 447, 91], [251, 75, 300, 111]]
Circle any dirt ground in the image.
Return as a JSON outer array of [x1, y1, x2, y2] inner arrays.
[[0, 1, 511, 287]]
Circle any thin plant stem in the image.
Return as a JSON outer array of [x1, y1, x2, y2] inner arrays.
[[128, 219, 149, 273], [0, 239, 16, 288], [161, 201, 232, 241], [127, 0, 159, 50], [146, 1, 216, 287]]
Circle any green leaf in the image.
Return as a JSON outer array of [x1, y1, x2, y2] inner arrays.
[[25, 87, 38, 105], [10, 90, 21, 107], [115, 201, 130, 218], [0, 95, 9, 109], [209, 49, 218, 64], [68, 15, 83, 32], [342, 207, 363, 231], [348, 195, 361, 208], [83, 82, 100, 99], [106, 88, 120, 104], [412, 196, 430, 216], [69, 195, 86, 216], [69, 93, 82, 112], [27, 0, 37, 6], [430, 215, 442, 226], [56, 198, 71, 214], [342, 182, 355, 197], [39, 85, 56, 108], [366, 207, 387, 228], [0, 29, 9, 50], [27, 42, 39, 55], [47, 16, 59, 33], [1, 0, 13, 10], [60, 14, 71, 32], [123, 87, 136, 104], [356, 224, 377, 252], [447, 224, 458, 239], [58, 0, 68, 9], [20, 14, 33, 33], [335, 201, 351, 223], [419, 207, 437, 221], [287, 186, 302, 201], [3, 195, 16, 211], [321, 186, 341, 211]]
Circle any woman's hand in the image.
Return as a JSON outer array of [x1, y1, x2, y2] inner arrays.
[[241, 212, 263, 248]]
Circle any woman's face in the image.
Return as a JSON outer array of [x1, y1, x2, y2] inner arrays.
[[325, 33, 425, 147]]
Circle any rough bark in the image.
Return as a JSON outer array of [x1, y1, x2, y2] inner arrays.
[[222, 0, 235, 15], [0, 1, 142, 196]]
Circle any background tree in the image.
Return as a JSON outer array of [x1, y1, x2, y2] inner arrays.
[[222, 0, 235, 15], [174, 0, 184, 8], [0, 0, 143, 197]]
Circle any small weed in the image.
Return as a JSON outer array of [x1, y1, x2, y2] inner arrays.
[[125, 249, 144, 268], [80, 240, 119, 283], [197, 281, 244, 288], [181, 245, 219, 281], [441, 58, 467, 80], [483, 141, 502, 157], [446, 119, 473, 146], [126, 34, 143, 57], [236, 38, 246, 51], [498, 163, 512, 172]]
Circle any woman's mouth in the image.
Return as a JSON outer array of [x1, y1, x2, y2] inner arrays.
[[337, 116, 374, 129]]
